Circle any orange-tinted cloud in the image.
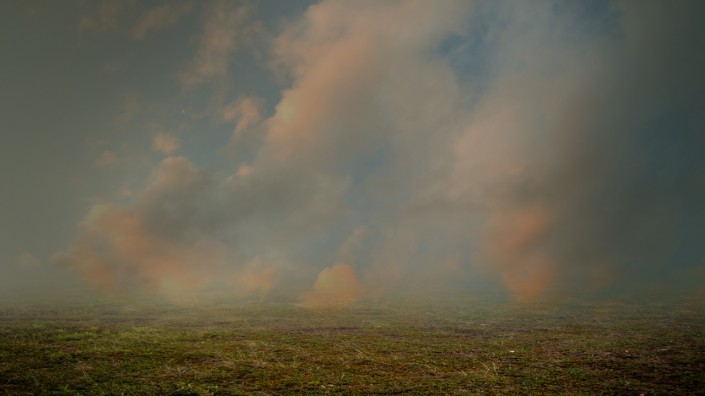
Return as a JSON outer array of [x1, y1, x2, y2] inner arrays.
[[229, 256, 279, 296], [54, 202, 280, 297], [300, 264, 364, 309], [480, 202, 557, 301], [52, 0, 705, 305], [54, 157, 279, 297], [53, 204, 221, 293], [152, 133, 180, 155], [223, 96, 263, 138]]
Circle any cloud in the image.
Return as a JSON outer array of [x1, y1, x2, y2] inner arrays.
[[58, 0, 705, 303], [335, 227, 368, 264], [53, 204, 221, 293], [131, 2, 192, 40], [152, 133, 180, 155], [77, 0, 189, 39], [250, 0, 468, 203], [300, 264, 364, 309], [260, 0, 472, 294], [95, 150, 118, 167], [117, 92, 140, 123], [54, 157, 278, 296], [77, 0, 132, 34], [101, 59, 124, 74], [15, 252, 41, 269], [229, 256, 279, 296], [222, 96, 263, 138], [58, 0, 484, 300], [179, 2, 257, 89], [271, 0, 705, 301], [447, 0, 705, 298]]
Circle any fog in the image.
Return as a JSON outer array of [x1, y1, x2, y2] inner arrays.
[[2, 0, 704, 308]]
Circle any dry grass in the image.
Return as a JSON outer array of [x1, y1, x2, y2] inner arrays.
[[0, 293, 703, 395]]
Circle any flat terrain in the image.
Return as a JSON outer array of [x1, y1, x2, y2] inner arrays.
[[1, 293, 704, 395]]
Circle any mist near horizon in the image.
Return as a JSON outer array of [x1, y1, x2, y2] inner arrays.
[[2, 0, 704, 308]]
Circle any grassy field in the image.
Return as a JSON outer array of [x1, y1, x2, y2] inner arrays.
[[1, 293, 703, 395]]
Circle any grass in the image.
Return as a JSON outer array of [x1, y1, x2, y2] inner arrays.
[[1, 293, 703, 395]]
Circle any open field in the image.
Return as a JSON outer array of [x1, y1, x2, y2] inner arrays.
[[1, 293, 704, 395]]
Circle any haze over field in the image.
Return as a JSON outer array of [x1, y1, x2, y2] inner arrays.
[[2, 0, 704, 306]]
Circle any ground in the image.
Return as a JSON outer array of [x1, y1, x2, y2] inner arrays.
[[1, 293, 703, 395]]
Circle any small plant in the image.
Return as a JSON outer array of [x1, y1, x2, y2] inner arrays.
[[174, 381, 220, 396]]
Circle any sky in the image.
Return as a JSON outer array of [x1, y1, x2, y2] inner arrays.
[[1, 0, 704, 306]]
